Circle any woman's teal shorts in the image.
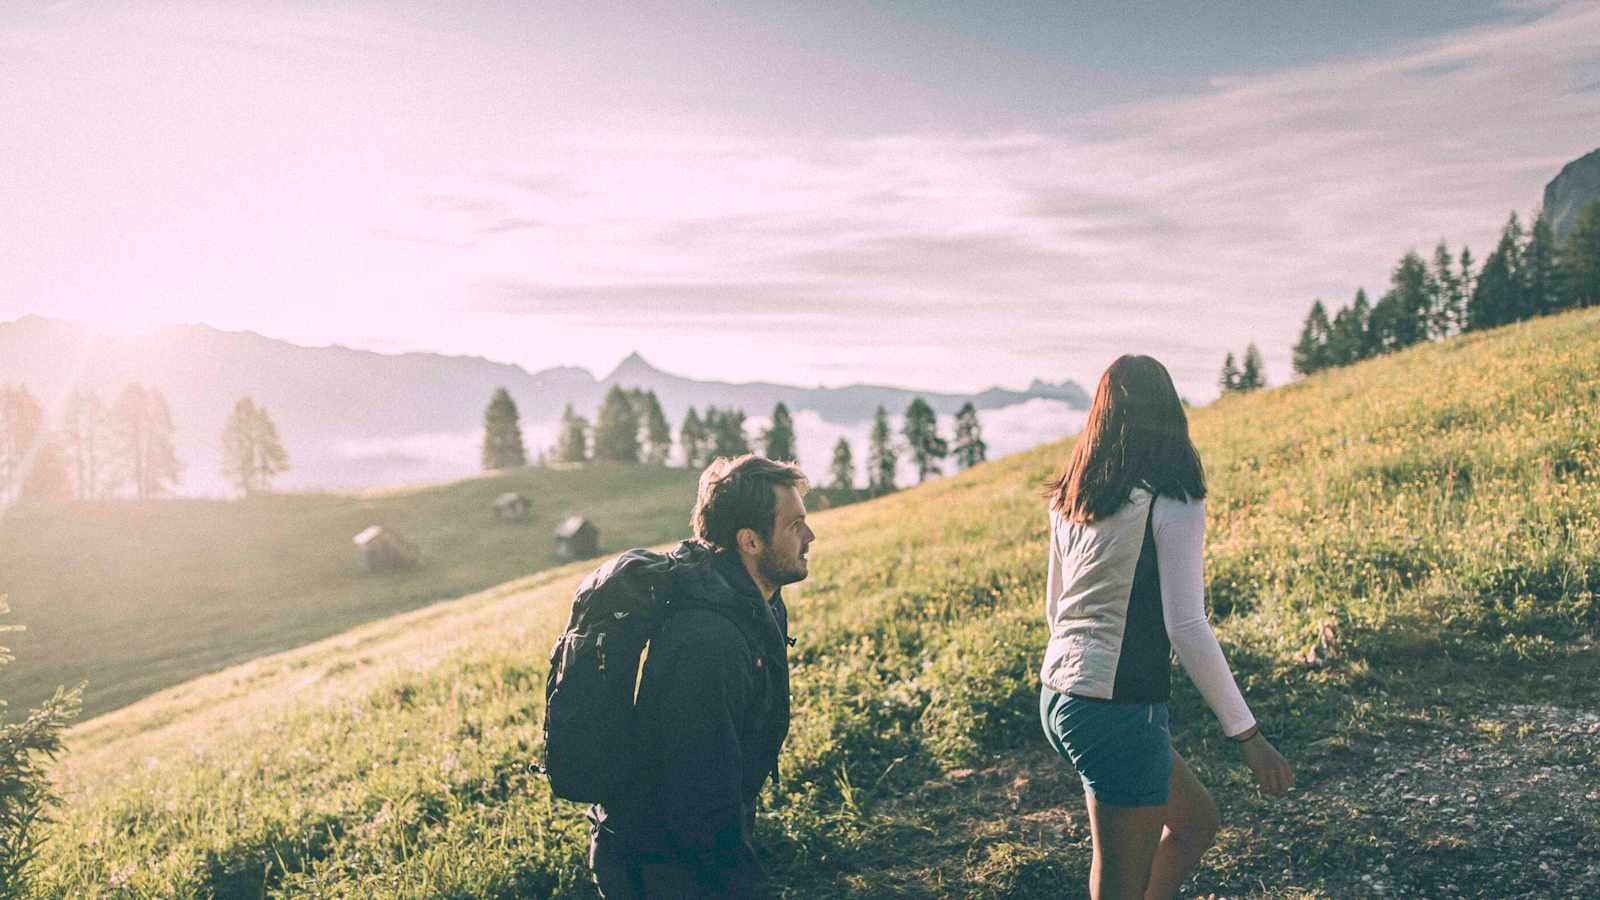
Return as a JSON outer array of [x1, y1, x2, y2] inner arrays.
[[1040, 685, 1173, 807]]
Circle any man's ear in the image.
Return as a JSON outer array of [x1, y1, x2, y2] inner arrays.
[[735, 526, 762, 556]]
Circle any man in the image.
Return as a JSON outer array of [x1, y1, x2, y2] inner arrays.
[[590, 453, 815, 898]]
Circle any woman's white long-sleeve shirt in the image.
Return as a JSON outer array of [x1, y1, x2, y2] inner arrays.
[[1039, 487, 1256, 737]]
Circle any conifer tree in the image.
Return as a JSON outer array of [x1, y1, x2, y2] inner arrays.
[[901, 397, 947, 482], [1387, 250, 1431, 350], [60, 388, 107, 500], [867, 405, 897, 494], [829, 437, 855, 491], [707, 406, 750, 458], [111, 384, 181, 499], [1292, 300, 1333, 377], [1326, 301, 1360, 367], [1458, 246, 1476, 305], [1468, 212, 1526, 331], [701, 407, 722, 457], [761, 402, 797, 463], [679, 407, 706, 469], [1561, 199, 1600, 309], [0, 385, 43, 506], [1238, 343, 1266, 392], [1366, 290, 1401, 354], [952, 402, 988, 470], [1218, 353, 1240, 394], [593, 386, 641, 463], [638, 391, 673, 465], [480, 387, 527, 470], [554, 403, 589, 463], [221, 397, 291, 495], [1351, 288, 1380, 360], [1523, 212, 1562, 317], [1428, 241, 1464, 339]]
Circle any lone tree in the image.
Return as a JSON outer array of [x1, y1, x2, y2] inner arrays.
[[221, 397, 291, 495], [952, 402, 987, 470], [867, 405, 897, 494], [762, 402, 797, 463], [111, 384, 181, 499], [679, 407, 707, 469], [902, 397, 948, 482], [0, 385, 43, 506], [829, 437, 855, 491], [480, 387, 527, 470], [593, 386, 641, 463], [554, 404, 590, 463], [0, 596, 82, 894]]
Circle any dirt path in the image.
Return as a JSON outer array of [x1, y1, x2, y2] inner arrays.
[[786, 701, 1600, 898]]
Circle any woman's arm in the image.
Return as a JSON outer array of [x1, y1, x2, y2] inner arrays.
[[1155, 496, 1293, 793], [1152, 496, 1256, 737]]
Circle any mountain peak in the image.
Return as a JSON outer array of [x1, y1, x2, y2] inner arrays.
[[606, 351, 661, 381]]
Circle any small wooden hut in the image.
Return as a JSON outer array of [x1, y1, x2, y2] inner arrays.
[[353, 525, 420, 572], [553, 516, 599, 561], [494, 492, 531, 521]]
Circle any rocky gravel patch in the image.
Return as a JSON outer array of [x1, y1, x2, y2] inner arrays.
[[1187, 702, 1599, 899], [822, 701, 1600, 898]]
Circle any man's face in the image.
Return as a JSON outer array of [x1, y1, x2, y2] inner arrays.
[[755, 485, 814, 589]]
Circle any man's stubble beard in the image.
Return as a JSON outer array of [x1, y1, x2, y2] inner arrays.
[[757, 541, 806, 589]]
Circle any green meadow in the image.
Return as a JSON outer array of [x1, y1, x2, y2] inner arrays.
[[0, 462, 700, 720], [26, 309, 1600, 897]]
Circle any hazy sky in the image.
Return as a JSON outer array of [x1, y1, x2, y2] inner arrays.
[[4, 1, 1598, 400]]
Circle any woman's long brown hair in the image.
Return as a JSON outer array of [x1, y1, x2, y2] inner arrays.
[[1046, 355, 1206, 523]]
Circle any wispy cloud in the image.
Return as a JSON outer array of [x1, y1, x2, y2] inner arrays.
[[380, 1, 1597, 397]]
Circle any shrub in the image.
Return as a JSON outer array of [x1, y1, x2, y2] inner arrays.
[[0, 596, 81, 898]]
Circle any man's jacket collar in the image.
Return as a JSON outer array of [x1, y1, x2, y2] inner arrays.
[[710, 548, 781, 608]]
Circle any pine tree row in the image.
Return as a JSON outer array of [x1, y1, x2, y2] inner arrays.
[[484, 387, 991, 495], [1290, 200, 1600, 379]]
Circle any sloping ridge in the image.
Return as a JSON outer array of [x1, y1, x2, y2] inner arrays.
[[41, 309, 1600, 898]]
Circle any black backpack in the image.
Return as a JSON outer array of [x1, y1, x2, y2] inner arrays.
[[541, 540, 761, 805]]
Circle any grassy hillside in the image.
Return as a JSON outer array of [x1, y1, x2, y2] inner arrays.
[[27, 309, 1600, 897], [0, 462, 699, 719]]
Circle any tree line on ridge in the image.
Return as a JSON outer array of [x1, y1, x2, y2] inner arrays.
[[481, 384, 990, 495]]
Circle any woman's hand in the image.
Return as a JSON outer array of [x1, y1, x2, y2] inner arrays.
[[1239, 733, 1293, 795]]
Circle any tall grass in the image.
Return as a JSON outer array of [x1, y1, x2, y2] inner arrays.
[[28, 309, 1600, 897]]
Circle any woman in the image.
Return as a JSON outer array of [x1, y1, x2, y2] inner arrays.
[[1038, 355, 1292, 900]]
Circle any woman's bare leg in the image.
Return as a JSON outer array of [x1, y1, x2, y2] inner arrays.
[[1144, 752, 1220, 900], [1084, 789, 1166, 900]]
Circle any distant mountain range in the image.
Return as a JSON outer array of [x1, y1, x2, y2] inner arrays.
[[0, 316, 1086, 494]]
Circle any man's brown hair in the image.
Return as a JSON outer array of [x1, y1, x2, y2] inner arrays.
[[692, 454, 809, 553]]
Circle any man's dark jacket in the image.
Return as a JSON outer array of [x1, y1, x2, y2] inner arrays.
[[592, 548, 791, 897]]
